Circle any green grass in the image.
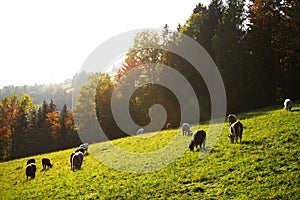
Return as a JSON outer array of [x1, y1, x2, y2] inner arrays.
[[0, 103, 299, 199]]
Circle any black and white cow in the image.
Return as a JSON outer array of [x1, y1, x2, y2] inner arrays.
[[227, 114, 237, 126], [71, 151, 84, 171], [26, 158, 35, 165], [189, 130, 206, 151], [284, 99, 293, 111], [26, 163, 36, 180], [228, 121, 243, 144]]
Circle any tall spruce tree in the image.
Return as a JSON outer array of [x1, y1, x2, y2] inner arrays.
[[213, 0, 247, 112]]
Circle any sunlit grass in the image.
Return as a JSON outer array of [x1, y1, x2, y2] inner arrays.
[[0, 102, 299, 199]]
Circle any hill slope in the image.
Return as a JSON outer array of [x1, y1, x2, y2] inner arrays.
[[0, 103, 299, 199]]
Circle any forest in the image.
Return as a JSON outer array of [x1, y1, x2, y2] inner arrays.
[[0, 94, 81, 160], [0, 0, 299, 161], [0, 80, 73, 110]]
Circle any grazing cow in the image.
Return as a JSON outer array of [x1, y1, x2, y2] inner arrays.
[[136, 128, 144, 135], [227, 114, 237, 126], [71, 152, 84, 171], [79, 143, 89, 155], [26, 158, 35, 165], [284, 99, 293, 111], [75, 147, 86, 155], [182, 123, 191, 136], [166, 123, 172, 130], [189, 130, 206, 151], [42, 158, 53, 169], [26, 163, 36, 180], [228, 121, 243, 144]]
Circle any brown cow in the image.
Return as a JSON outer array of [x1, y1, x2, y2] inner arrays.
[[42, 158, 53, 169], [189, 130, 206, 151]]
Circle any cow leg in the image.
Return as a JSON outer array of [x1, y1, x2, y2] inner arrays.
[[72, 162, 75, 171]]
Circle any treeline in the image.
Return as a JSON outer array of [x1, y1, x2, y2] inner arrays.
[[180, 0, 299, 112], [74, 0, 300, 139], [0, 94, 81, 161], [0, 81, 73, 110]]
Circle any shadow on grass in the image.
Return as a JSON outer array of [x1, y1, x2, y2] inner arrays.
[[242, 140, 263, 146], [209, 148, 221, 154], [291, 109, 300, 112], [40, 167, 53, 172], [40, 168, 48, 172], [237, 104, 286, 120]]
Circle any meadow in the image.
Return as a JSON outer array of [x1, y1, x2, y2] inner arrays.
[[0, 102, 299, 199]]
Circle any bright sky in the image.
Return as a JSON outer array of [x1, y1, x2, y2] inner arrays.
[[0, 0, 210, 89]]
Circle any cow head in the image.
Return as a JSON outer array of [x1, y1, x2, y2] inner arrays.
[[189, 141, 195, 151], [228, 134, 234, 143]]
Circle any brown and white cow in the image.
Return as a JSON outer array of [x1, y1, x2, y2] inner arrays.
[[189, 130, 206, 151], [228, 121, 243, 144]]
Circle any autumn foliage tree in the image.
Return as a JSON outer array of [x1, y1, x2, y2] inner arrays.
[[0, 94, 80, 161], [116, 59, 143, 82]]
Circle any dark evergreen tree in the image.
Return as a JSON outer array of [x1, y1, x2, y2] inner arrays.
[[11, 94, 33, 158], [274, 0, 300, 100], [213, 0, 247, 112], [27, 106, 38, 155], [59, 104, 68, 148], [49, 99, 56, 113], [193, 3, 207, 14], [246, 0, 291, 106]]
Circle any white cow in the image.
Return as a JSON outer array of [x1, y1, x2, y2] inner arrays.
[[182, 123, 191, 136], [136, 128, 144, 135]]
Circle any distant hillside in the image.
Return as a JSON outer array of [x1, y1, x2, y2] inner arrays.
[[0, 102, 299, 199], [0, 70, 110, 110], [0, 79, 73, 110]]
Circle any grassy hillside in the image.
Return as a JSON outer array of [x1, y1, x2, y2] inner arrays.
[[0, 103, 299, 199]]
